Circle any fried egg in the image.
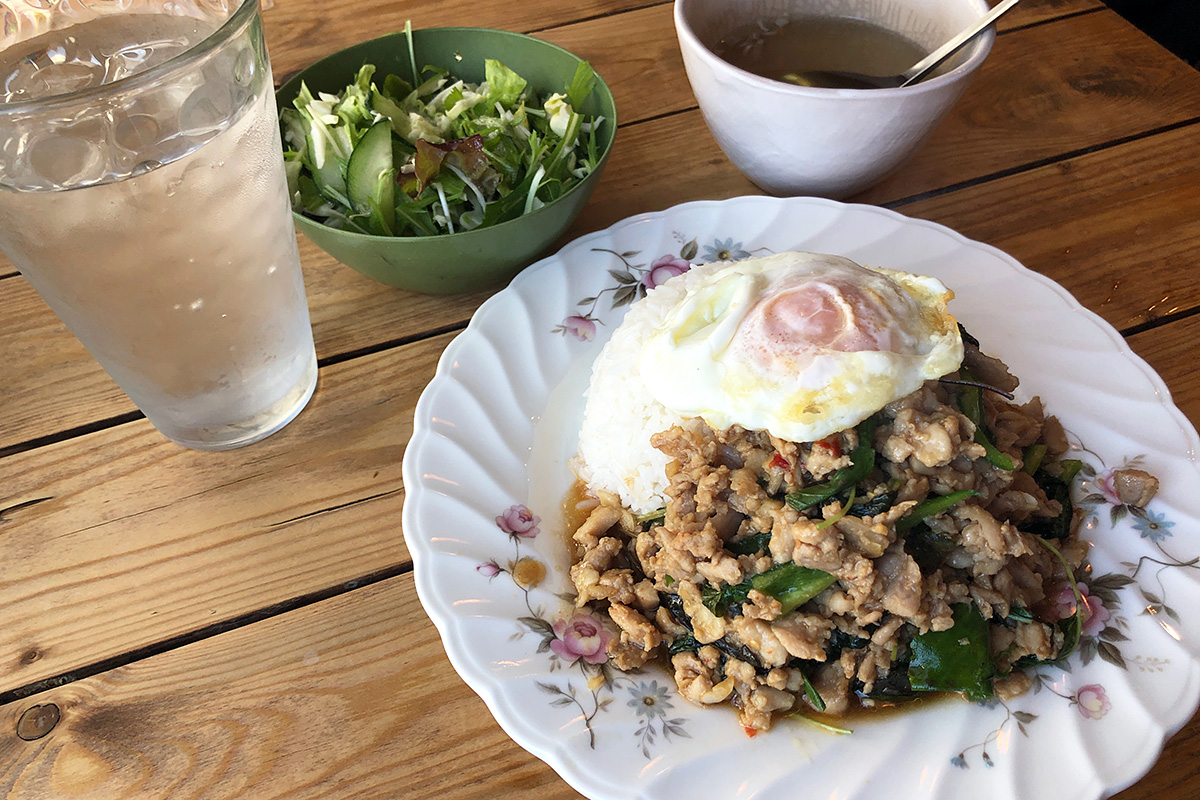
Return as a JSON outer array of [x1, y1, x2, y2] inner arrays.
[[638, 251, 963, 443]]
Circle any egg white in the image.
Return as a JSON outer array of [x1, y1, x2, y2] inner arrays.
[[638, 251, 963, 443]]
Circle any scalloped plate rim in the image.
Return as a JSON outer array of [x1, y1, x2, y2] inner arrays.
[[402, 195, 1200, 800]]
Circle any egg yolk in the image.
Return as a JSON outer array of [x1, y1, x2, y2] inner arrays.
[[735, 276, 921, 374]]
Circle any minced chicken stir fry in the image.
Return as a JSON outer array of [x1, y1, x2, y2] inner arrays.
[[568, 331, 1159, 733]]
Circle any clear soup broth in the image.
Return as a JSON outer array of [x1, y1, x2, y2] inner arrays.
[[712, 16, 928, 88]]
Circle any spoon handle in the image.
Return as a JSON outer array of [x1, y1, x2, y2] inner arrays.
[[900, 0, 1020, 87]]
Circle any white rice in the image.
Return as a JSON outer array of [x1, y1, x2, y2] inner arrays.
[[574, 261, 732, 514]]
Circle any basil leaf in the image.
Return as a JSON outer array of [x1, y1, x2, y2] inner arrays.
[[786, 416, 877, 511], [908, 603, 995, 702], [1006, 607, 1035, 624], [1022, 443, 1047, 476], [668, 634, 700, 655], [700, 581, 751, 617], [750, 563, 837, 615], [896, 489, 979, 533], [802, 672, 827, 712], [726, 531, 772, 556], [702, 563, 836, 617], [848, 487, 897, 518], [904, 524, 958, 575], [958, 381, 1016, 471], [1026, 468, 1074, 541]]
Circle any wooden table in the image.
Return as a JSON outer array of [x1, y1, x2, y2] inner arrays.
[[2, 0, 1199, 796]]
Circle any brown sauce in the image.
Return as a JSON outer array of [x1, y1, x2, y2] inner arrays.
[[561, 479, 597, 565], [711, 16, 927, 88], [805, 689, 953, 728]]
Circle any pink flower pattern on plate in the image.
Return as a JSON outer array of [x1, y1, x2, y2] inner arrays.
[[551, 613, 612, 665], [1096, 468, 1124, 505], [641, 254, 691, 290], [495, 504, 540, 539], [1049, 582, 1111, 636], [559, 315, 597, 342], [476, 560, 501, 578], [1076, 684, 1111, 719]]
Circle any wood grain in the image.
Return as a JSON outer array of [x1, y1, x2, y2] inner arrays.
[[261, 0, 653, 84], [4, 12, 1199, 449], [0, 0, 1142, 283], [0, 569, 1195, 800], [0, 333, 455, 694], [897, 123, 1200, 333], [0, 574, 583, 800], [1004, 0, 1103, 27], [1129, 314, 1200, 425], [2, 281, 1198, 707], [580, 120, 1200, 331], [0, 241, 487, 453], [857, 10, 1200, 202]]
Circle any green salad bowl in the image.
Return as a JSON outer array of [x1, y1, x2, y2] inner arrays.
[[277, 28, 617, 295]]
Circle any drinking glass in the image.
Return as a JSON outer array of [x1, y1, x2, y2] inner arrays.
[[0, 0, 317, 450]]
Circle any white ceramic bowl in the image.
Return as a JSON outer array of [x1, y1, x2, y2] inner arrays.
[[674, 0, 994, 197]]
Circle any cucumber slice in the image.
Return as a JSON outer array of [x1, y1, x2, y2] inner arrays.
[[347, 121, 395, 234]]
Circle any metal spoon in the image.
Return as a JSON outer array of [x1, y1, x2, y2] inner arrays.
[[781, 0, 1020, 89]]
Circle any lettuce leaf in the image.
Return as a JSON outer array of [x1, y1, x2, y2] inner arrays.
[[485, 59, 527, 106]]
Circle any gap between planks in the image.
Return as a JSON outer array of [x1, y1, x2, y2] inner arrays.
[[3, 262, 1197, 707], [5, 97, 1198, 459], [878, 115, 1200, 209], [0, 0, 1185, 706], [0, 562, 414, 708], [0, 319, 471, 460]]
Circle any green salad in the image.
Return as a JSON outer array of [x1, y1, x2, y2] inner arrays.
[[280, 35, 605, 238]]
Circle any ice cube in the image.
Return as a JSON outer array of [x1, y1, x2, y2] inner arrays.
[[179, 82, 234, 137], [114, 113, 163, 154], [2, 48, 106, 102], [26, 132, 104, 188]]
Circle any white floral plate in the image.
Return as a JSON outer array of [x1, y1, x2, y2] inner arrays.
[[401, 196, 1200, 800]]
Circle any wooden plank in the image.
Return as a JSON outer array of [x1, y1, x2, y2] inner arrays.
[[0, 278, 128, 447], [261, 0, 652, 84], [0, 574, 582, 800], [582, 120, 1200, 331], [1005, 0, 1103, 26], [1129, 314, 1200, 427], [0, 241, 488, 453], [0, 570, 1195, 800], [858, 9, 1200, 201], [5, 114, 1199, 450], [0, 333, 454, 694], [0, 0, 1142, 284], [537, 5, 691, 128], [1, 280, 1198, 705], [897, 122, 1200, 333]]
